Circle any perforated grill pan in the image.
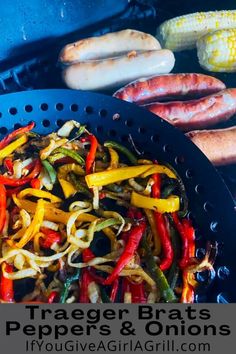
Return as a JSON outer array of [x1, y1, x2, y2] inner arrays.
[[0, 89, 235, 303]]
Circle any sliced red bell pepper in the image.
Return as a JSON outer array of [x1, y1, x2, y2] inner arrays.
[[40, 228, 62, 249], [0, 263, 14, 302], [30, 178, 41, 189], [110, 278, 119, 302], [152, 173, 173, 271], [0, 159, 41, 186], [104, 219, 146, 285], [47, 291, 59, 303], [4, 158, 14, 175], [130, 281, 146, 303], [0, 184, 7, 233], [82, 248, 95, 262], [82, 135, 98, 174], [79, 249, 96, 303], [0, 122, 35, 150], [6, 187, 22, 197]]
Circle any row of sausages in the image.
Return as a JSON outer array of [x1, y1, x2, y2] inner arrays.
[[59, 30, 236, 166], [114, 73, 236, 166]]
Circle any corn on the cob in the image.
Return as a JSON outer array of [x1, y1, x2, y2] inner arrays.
[[197, 29, 236, 72], [156, 10, 236, 52]]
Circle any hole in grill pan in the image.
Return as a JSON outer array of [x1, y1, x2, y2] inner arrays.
[[0, 127, 8, 135], [24, 105, 33, 112], [56, 103, 64, 111], [9, 107, 17, 115], [70, 104, 78, 112], [40, 103, 48, 111]]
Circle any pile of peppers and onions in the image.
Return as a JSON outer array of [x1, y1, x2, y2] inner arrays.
[[0, 120, 217, 303]]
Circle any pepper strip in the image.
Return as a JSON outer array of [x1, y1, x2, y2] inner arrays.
[[4, 158, 14, 174], [80, 249, 95, 303], [0, 185, 7, 233], [47, 291, 59, 303], [41, 160, 57, 184], [152, 174, 173, 272], [107, 147, 119, 169], [0, 159, 41, 186], [40, 228, 62, 249], [172, 212, 190, 269], [141, 233, 176, 302], [131, 192, 179, 213], [103, 219, 146, 285], [0, 134, 28, 162], [17, 188, 62, 204], [104, 141, 137, 165], [0, 122, 35, 150], [56, 147, 85, 166], [144, 209, 161, 256], [130, 282, 146, 303], [12, 196, 116, 246], [83, 135, 98, 174], [86, 164, 176, 188], [180, 219, 196, 303], [15, 199, 45, 248], [0, 263, 14, 302]]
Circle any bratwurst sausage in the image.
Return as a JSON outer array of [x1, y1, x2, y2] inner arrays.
[[186, 127, 236, 166], [63, 50, 175, 91], [113, 73, 226, 104], [143, 88, 236, 131], [59, 29, 161, 64]]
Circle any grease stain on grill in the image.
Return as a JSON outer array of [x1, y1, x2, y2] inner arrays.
[[9, 107, 18, 115]]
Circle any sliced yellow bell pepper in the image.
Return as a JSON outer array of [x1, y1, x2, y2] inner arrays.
[[58, 178, 77, 198], [12, 195, 117, 247], [15, 199, 45, 248], [57, 163, 85, 179], [85, 164, 176, 188], [0, 134, 28, 162], [17, 188, 62, 203], [107, 147, 119, 169], [131, 191, 180, 213]]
